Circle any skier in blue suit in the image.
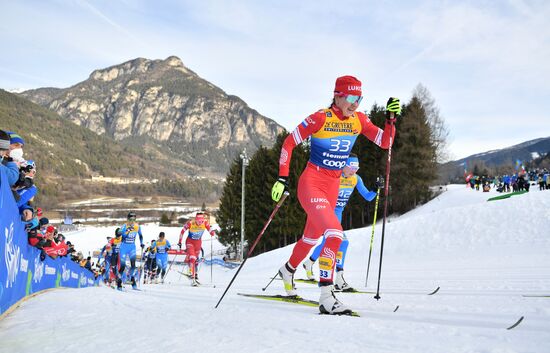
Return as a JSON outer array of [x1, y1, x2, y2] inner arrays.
[[118, 212, 144, 289], [153, 232, 171, 283], [302, 153, 377, 292]]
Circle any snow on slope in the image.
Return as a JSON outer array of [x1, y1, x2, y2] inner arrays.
[[1, 186, 549, 353]]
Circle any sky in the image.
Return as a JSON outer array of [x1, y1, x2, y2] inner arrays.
[[1, 0, 549, 161]]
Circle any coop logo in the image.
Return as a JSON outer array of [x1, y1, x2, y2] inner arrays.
[[322, 159, 346, 168], [33, 257, 45, 283], [4, 222, 21, 288], [45, 264, 56, 276], [62, 264, 71, 282]]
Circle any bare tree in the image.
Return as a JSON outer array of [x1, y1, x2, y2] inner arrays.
[[412, 84, 451, 163]]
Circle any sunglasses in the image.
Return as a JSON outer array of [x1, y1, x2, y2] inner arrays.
[[337, 93, 363, 104]]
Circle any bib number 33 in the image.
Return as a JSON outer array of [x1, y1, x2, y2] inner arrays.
[[329, 139, 351, 152]]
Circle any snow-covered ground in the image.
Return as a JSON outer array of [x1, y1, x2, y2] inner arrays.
[[1, 185, 549, 353]]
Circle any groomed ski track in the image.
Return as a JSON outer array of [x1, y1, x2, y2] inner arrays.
[[1, 185, 549, 353]]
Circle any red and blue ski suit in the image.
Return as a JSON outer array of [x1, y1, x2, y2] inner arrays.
[[179, 219, 215, 278], [280, 105, 395, 284]]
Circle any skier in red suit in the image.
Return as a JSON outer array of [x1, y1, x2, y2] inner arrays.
[[178, 212, 215, 286], [271, 75, 401, 315]]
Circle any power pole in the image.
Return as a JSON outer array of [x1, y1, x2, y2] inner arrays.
[[239, 149, 249, 261]]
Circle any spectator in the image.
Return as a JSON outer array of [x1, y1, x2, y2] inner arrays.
[[28, 220, 47, 248], [75, 251, 84, 264], [79, 254, 88, 268], [66, 241, 76, 257], [41, 226, 67, 259], [84, 257, 93, 271], [0, 129, 19, 186], [6, 131, 25, 166], [15, 161, 37, 215], [38, 217, 50, 233], [14, 159, 35, 191]]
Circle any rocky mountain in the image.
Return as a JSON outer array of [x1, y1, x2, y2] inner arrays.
[[20, 56, 284, 175], [438, 137, 550, 182], [0, 89, 223, 207]]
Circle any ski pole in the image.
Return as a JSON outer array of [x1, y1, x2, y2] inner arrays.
[[365, 179, 382, 287], [210, 235, 213, 284], [138, 247, 144, 287], [215, 191, 289, 308], [178, 262, 185, 282], [262, 270, 281, 291], [374, 114, 395, 300], [165, 252, 178, 277]]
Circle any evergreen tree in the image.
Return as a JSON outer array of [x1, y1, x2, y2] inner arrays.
[[160, 213, 170, 225], [216, 157, 242, 253], [391, 96, 437, 213], [216, 132, 308, 256], [261, 133, 308, 253]]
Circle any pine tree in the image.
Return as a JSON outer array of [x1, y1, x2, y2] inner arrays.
[[391, 96, 437, 213], [216, 132, 308, 256], [216, 157, 243, 253]]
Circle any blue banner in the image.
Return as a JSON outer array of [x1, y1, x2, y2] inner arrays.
[[204, 258, 240, 269], [0, 169, 96, 316]]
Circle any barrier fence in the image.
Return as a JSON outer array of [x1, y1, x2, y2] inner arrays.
[[0, 169, 96, 317]]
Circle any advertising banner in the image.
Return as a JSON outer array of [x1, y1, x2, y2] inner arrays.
[[1, 169, 96, 316]]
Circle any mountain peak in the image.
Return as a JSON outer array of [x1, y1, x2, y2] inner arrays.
[[88, 56, 190, 82], [164, 55, 184, 68]]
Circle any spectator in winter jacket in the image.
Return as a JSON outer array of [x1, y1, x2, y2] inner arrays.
[[42, 226, 68, 259], [6, 131, 25, 167], [0, 129, 19, 186]]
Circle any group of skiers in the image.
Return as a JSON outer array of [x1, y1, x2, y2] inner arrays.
[[98, 211, 215, 290], [271, 75, 401, 315]]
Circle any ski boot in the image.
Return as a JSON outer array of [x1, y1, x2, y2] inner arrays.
[[131, 278, 137, 290], [334, 270, 354, 292], [116, 278, 123, 291], [278, 263, 297, 296], [302, 258, 315, 280], [319, 284, 352, 315], [191, 276, 199, 287]]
